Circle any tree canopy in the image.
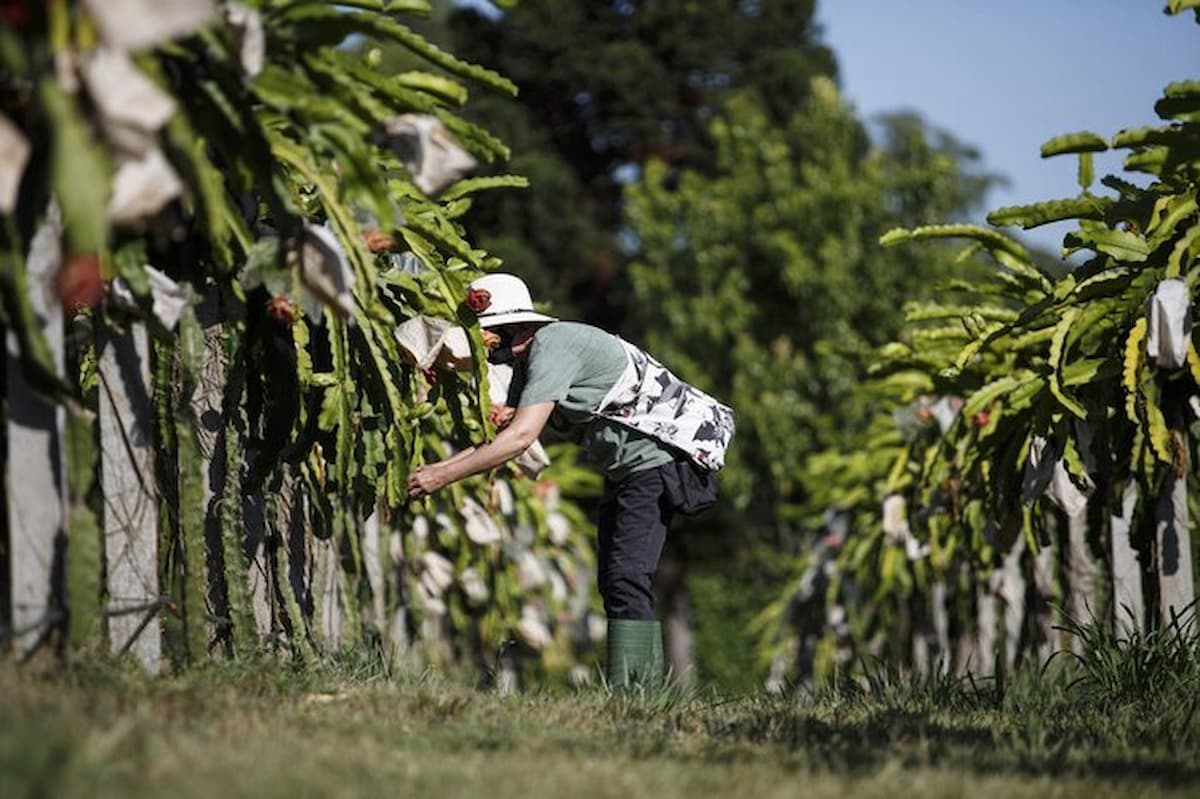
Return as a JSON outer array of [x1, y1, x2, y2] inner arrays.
[[446, 0, 837, 327], [625, 81, 997, 537]]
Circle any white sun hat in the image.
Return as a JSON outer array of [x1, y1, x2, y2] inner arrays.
[[465, 273, 557, 328]]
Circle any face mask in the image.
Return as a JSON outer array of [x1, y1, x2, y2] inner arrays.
[[487, 346, 515, 365], [486, 328, 516, 365]]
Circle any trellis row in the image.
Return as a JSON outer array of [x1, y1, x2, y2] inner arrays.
[[3, 280, 592, 677], [793, 453, 1195, 683]]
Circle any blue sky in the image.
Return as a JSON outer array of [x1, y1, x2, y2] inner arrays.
[[817, 2, 1199, 254]]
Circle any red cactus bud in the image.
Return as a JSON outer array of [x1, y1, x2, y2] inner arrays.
[[55, 254, 105, 312], [265, 294, 297, 324], [1, 1, 29, 29], [464, 288, 491, 314]]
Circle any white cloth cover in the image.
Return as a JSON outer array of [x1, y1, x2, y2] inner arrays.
[[1146, 278, 1191, 369], [516, 551, 548, 590], [108, 148, 184, 226], [146, 267, 190, 330], [516, 605, 552, 650], [487, 360, 551, 477], [1022, 435, 1092, 517], [881, 494, 929, 560], [0, 114, 30, 214], [394, 316, 472, 371], [930, 395, 960, 433], [108, 265, 190, 330], [460, 496, 502, 545], [458, 567, 488, 604], [299, 224, 356, 318], [381, 114, 477, 196], [82, 0, 216, 51], [223, 3, 265, 77], [81, 47, 177, 155], [419, 551, 454, 594]]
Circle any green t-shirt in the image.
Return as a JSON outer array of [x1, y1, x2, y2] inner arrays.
[[515, 322, 675, 480]]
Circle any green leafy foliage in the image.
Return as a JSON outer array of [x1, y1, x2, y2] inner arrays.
[[625, 85, 995, 534], [621, 80, 997, 683], [762, 6, 1200, 684]]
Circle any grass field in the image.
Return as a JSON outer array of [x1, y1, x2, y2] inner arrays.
[[3, 629, 1199, 799]]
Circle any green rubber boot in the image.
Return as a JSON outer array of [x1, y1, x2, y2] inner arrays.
[[606, 619, 661, 691], [650, 621, 665, 685]]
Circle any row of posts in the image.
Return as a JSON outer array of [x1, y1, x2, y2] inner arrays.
[[918, 476, 1194, 677], [4, 213, 382, 672]]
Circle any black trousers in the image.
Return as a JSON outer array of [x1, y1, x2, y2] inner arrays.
[[596, 462, 676, 620]]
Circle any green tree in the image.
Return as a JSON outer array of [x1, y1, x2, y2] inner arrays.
[[623, 81, 995, 686], [445, 0, 837, 327], [627, 82, 994, 528]]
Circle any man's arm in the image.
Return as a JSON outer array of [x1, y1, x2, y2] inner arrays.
[[436, 444, 479, 470], [407, 401, 555, 499]]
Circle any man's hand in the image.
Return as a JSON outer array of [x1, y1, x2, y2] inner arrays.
[[489, 404, 516, 429], [363, 228, 395, 253], [405, 402, 555, 501], [407, 463, 449, 500]]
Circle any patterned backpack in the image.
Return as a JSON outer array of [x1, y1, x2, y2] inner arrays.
[[595, 339, 735, 472]]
